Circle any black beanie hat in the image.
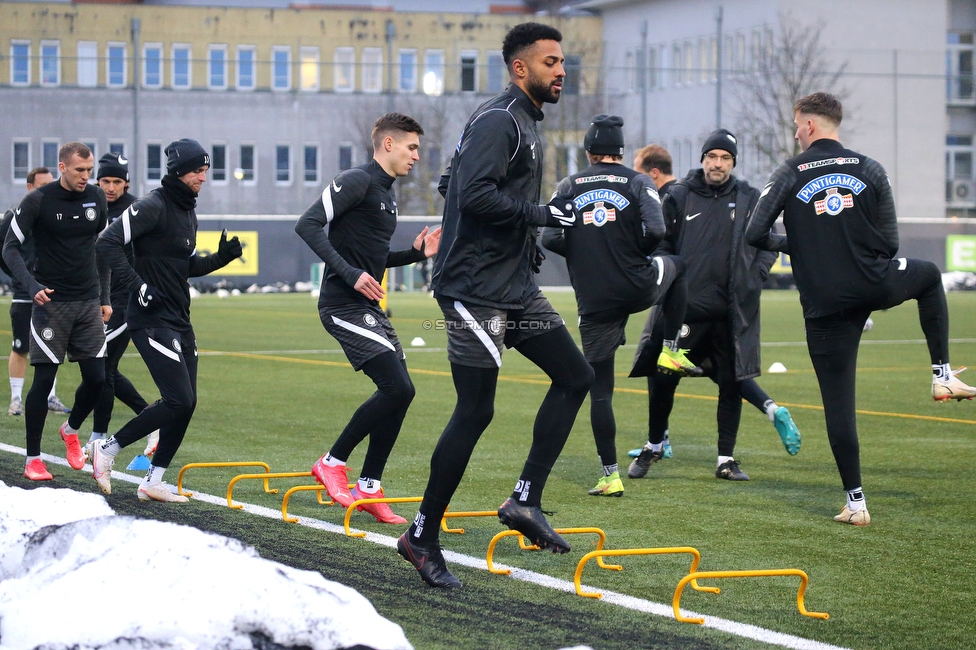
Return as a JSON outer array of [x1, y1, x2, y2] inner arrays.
[[165, 139, 210, 177], [584, 114, 625, 156], [97, 152, 129, 182], [701, 129, 738, 165]]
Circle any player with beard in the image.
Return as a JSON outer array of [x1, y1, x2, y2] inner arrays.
[[398, 22, 594, 589]]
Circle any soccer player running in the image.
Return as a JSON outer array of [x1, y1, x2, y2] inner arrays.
[[90, 139, 243, 502], [398, 22, 594, 589], [541, 115, 698, 498], [1, 167, 72, 418], [89, 153, 152, 450], [746, 92, 975, 526], [2, 143, 111, 482], [295, 113, 440, 525], [630, 145, 801, 462]]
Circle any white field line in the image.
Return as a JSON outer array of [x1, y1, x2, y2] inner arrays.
[[1, 443, 849, 650]]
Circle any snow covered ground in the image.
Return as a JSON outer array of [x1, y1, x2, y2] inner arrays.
[[0, 481, 411, 650]]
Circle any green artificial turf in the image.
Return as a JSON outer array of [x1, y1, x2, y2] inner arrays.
[[2, 290, 975, 650]]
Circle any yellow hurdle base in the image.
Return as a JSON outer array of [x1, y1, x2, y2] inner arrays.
[[673, 569, 829, 624]]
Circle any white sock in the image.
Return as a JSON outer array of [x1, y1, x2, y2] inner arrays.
[[26, 455, 40, 464], [662, 430, 670, 444], [101, 437, 122, 457], [763, 399, 778, 422], [143, 464, 165, 486], [323, 453, 345, 468], [48, 378, 58, 400], [601, 463, 618, 477], [846, 488, 866, 511], [10, 377, 24, 400], [357, 477, 380, 494], [718, 455, 734, 468], [63, 422, 79, 435], [650, 442, 664, 453], [88, 431, 106, 444], [933, 363, 951, 381]]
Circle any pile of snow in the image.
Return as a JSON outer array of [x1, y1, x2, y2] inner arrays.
[[0, 481, 411, 650], [942, 271, 976, 292]]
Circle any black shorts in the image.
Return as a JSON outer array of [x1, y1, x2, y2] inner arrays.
[[9, 301, 31, 354], [30, 299, 106, 365], [437, 291, 564, 368], [320, 302, 403, 371], [579, 315, 628, 363]]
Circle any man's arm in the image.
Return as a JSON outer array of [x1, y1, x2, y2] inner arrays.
[[539, 177, 574, 257], [654, 192, 682, 256], [631, 174, 666, 254], [387, 226, 440, 267], [745, 164, 793, 253], [862, 158, 899, 256], [2, 191, 46, 303], [189, 229, 243, 277], [96, 196, 162, 295]]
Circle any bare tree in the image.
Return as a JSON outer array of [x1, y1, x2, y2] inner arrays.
[[731, 14, 848, 179]]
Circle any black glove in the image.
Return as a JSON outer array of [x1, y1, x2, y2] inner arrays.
[[532, 244, 546, 274], [216, 229, 243, 263], [135, 283, 160, 312], [543, 197, 579, 228]]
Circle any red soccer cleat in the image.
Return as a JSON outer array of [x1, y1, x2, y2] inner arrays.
[[351, 486, 408, 524], [59, 421, 86, 470], [311, 457, 354, 507], [24, 458, 53, 481]]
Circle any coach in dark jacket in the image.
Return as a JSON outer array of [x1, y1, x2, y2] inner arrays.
[[632, 129, 775, 481]]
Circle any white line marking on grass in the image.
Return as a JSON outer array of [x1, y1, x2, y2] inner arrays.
[[1, 443, 849, 650]]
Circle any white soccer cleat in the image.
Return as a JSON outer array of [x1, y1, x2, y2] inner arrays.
[[833, 505, 870, 526], [144, 430, 160, 457], [137, 483, 189, 503], [89, 440, 114, 495], [933, 367, 976, 402]]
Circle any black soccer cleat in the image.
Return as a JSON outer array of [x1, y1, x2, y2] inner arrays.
[[497, 498, 571, 554], [396, 533, 462, 589], [627, 447, 664, 479], [715, 459, 750, 481]]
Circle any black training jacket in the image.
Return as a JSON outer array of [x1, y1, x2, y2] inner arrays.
[[0, 206, 34, 302], [746, 138, 898, 319], [106, 192, 137, 309], [295, 158, 424, 308], [541, 162, 665, 316], [432, 84, 554, 310], [2, 181, 109, 304]]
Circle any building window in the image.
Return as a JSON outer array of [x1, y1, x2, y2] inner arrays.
[[683, 42, 693, 86], [77, 41, 98, 88], [11, 41, 30, 86], [272, 47, 291, 91], [147, 144, 162, 181], [300, 46, 319, 92], [734, 33, 746, 72], [947, 136, 975, 206], [107, 44, 126, 88], [42, 140, 59, 169], [460, 51, 477, 92], [13, 141, 30, 181], [41, 41, 60, 87], [109, 142, 125, 157], [276, 145, 291, 184], [647, 47, 658, 90], [563, 55, 581, 95], [209, 45, 227, 90], [84, 141, 98, 161], [172, 45, 191, 89], [210, 144, 227, 182], [304, 145, 319, 184], [237, 46, 255, 90], [423, 50, 444, 96], [239, 144, 255, 182], [947, 33, 975, 104], [143, 44, 162, 88], [487, 50, 504, 93], [399, 49, 417, 93], [361, 47, 382, 93], [672, 44, 682, 86], [334, 47, 354, 92], [339, 145, 353, 171]]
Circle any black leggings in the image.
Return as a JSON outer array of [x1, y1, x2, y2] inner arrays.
[[589, 357, 617, 467], [416, 326, 593, 542], [329, 351, 415, 481], [112, 327, 198, 468], [25, 358, 104, 457]]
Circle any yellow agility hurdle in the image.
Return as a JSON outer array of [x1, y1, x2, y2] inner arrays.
[[487, 528, 615, 575], [177, 461, 272, 497], [280, 485, 334, 523], [575, 547, 720, 599], [343, 496, 423, 537], [440, 510, 498, 534], [673, 569, 829, 624], [226, 471, 312, 509]]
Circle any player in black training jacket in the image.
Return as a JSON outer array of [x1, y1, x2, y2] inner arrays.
[[90, 138, 243, 502], [398, 22, 594, 590], [746, 92, 975, 526], [88, 153, 152, 450], [541, 114, 698, 498], [296, 113, 440, 526], [2, 143, 110, 482]]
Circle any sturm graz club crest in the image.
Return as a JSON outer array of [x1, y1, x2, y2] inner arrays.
[[172, 338, 182, 353], [85, 207, 97, 221], [583, 201, 616, 227], [363, 313, 378, 327], [815, 187, 854, 216], [486, 315, 502, 336], [41, 328, 55, 341]]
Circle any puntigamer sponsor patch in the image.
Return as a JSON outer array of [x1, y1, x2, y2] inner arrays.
[[797, 173, 866, 203]]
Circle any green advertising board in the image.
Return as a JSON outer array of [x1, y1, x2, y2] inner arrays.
[[946, 235, 976, 271]]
